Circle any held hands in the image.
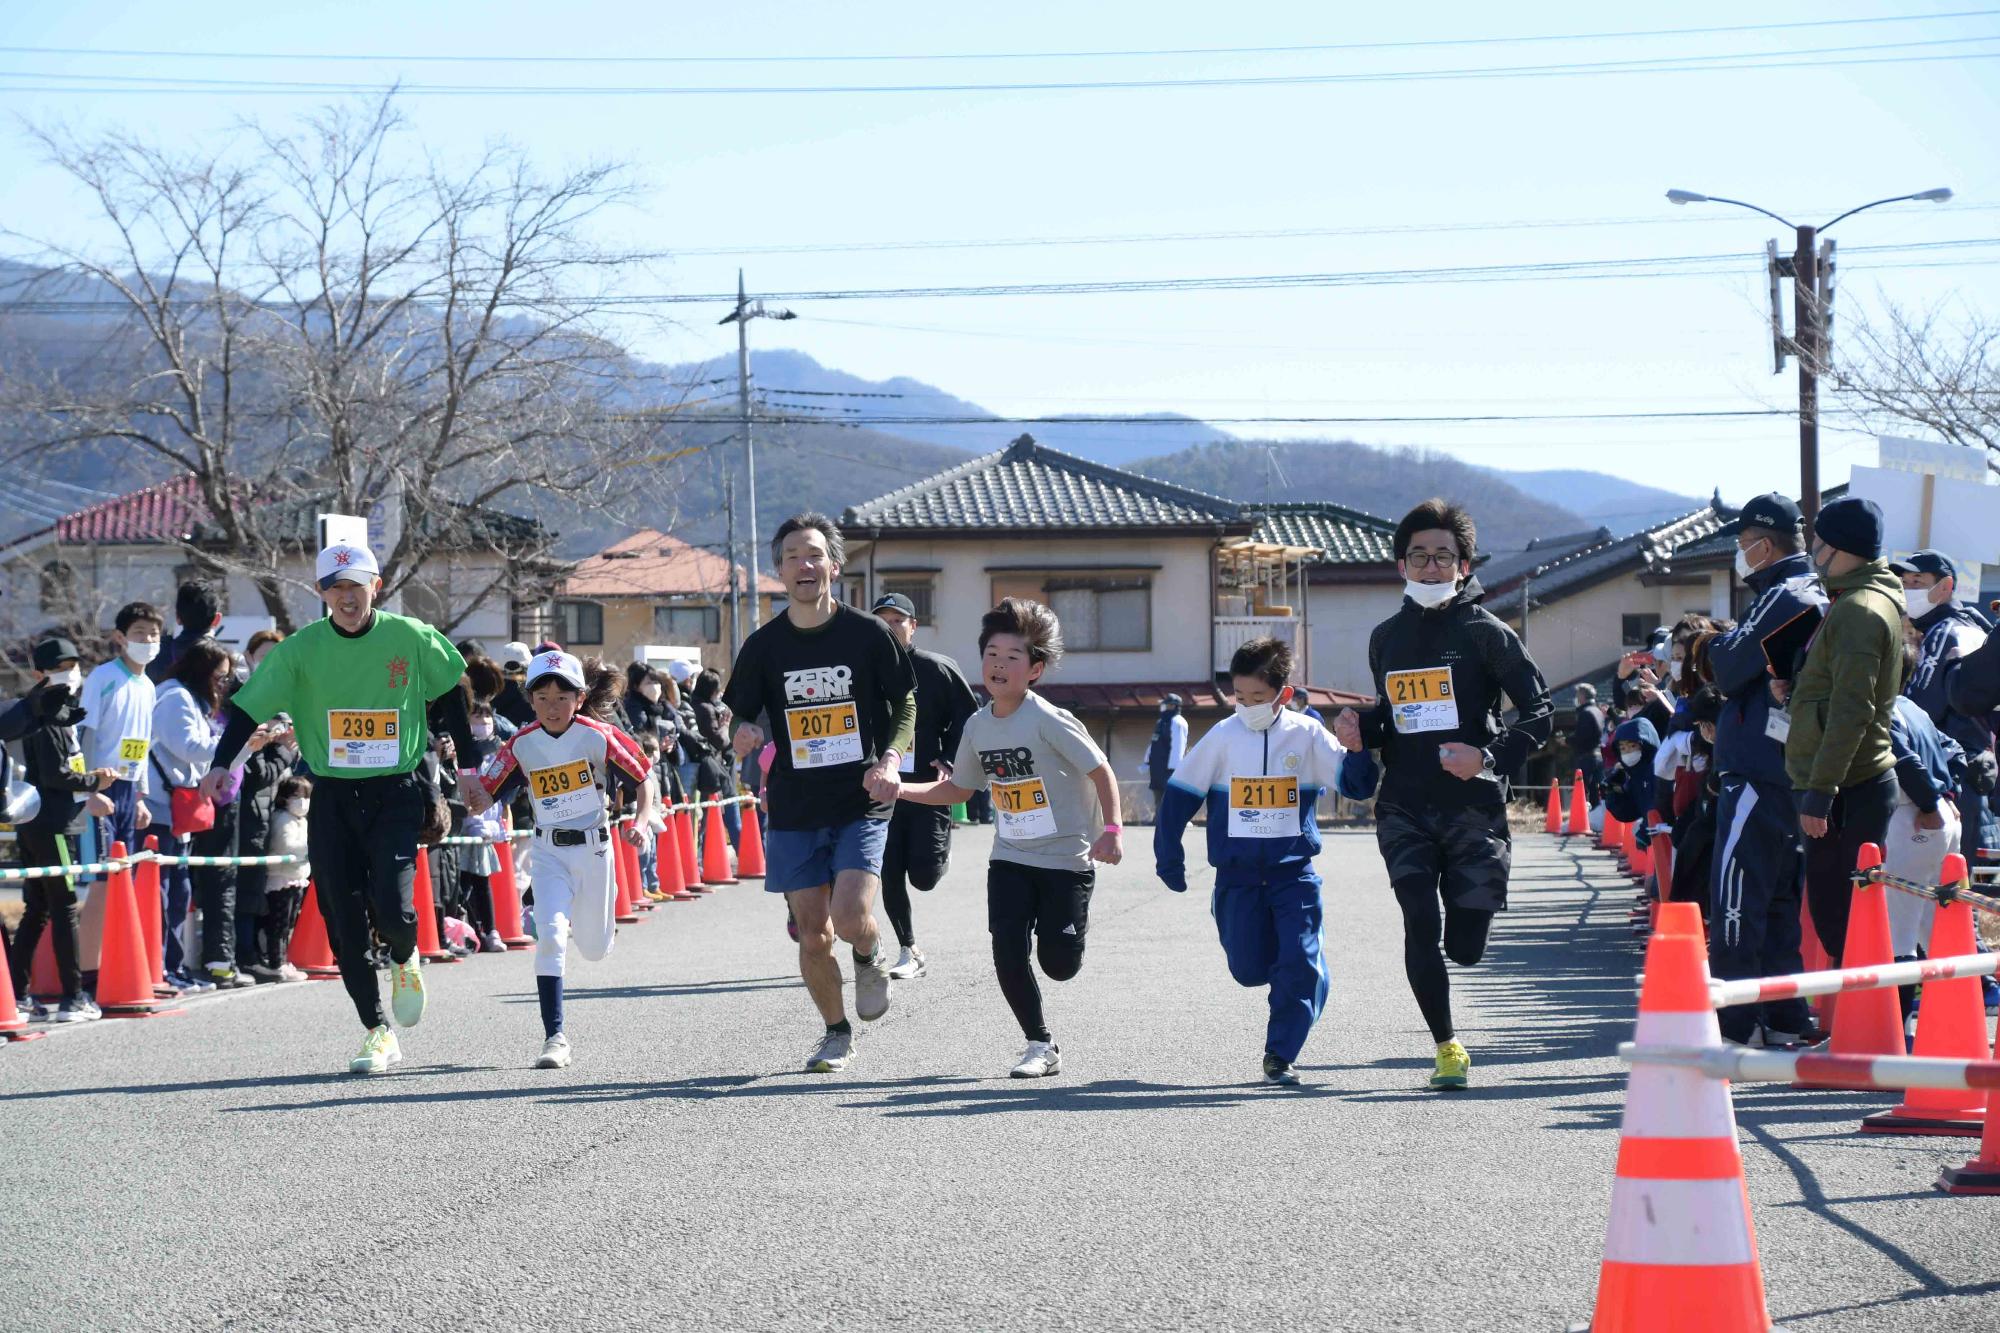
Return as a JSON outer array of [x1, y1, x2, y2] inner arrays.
[[620, 820, 646, 848], [198, 768, 229, 801], [1091, 828, 1123, 865], [463, 783, 493, 816], [1437, 742, 1485, 781], [1333, 708, 1363, 751], [863, 758, 902, 805]]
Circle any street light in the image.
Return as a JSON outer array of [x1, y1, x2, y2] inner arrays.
[[718, 270, 796, 649], [1665, 186, 1954, 523]]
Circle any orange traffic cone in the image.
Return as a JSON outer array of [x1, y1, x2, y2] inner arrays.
[[1545, 782, 1563, 835], [287, 881, 341, 979], [1584, 906, 1769, 1331], [1799, 843, 1901, 1086], [701, 802, 738, 886], [0, 928, 46, 1042], [1798, 896, 1834, 1028], [677, 808, 707, 895], [1864, 855, 1992, 1135], [27, 931, 59, 1002], [1938, 1042, 2000, 1193], [1651, 829, 1675, 905], [1628, 830, 1652, 880], [612, 826, 641, 925], [96, 844, 167, 1018], [489, 836, 533, 948], [655, 824, 693, 901], [1567, 770, 1589, 835], [738, 801, 767, 879], [412, 850, 459, 964], [135, 837, 172, 996]]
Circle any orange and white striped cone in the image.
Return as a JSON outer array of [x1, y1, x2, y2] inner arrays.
[[1799, 844, 1901, 1086], [655, 825, 694, 901], [1583, 903, 1770, 1331], [0, 929, 45, 1042], [677, 808, 708, 895], [1938, 1052, 2000, 1194], [1864, 855, 1992, 1135], [1567, 770, 1590, 835], [411, 850, 460, 964]]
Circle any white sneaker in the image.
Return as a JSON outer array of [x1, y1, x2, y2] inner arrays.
[[535, 1033, 572, 1069], [887, 945, 927, 980], [853, 953, 893, 1022], [349, 1025, 401, 1075], [1010, 1040, 1062, 1078], [805, 1028, 853, 1073], [276, 963, 308, 983]]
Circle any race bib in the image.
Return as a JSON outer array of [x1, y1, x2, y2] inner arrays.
[[529, 758, 598, 823], [67, 753, 86, 775], [787, 701, 863, 768], [1229, 776, 1300, 839], [991, 776, 1057, 841], [116, 736, 148, 781], [1765, 708, 1791, 744], [327, 709, 400, 769], [1387, 667, 1458, 735]]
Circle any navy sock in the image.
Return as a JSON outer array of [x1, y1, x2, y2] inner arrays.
[[537, 975, 564, 1039]]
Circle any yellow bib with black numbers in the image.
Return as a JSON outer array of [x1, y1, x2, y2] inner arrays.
[[1387, 667, 1458, 735], [529, 758, 598, 822], [1229, 775, 1300, 839], [327, 710, 399, 768]]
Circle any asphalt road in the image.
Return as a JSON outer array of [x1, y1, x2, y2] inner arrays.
[[2, 828, 1995, 1331]]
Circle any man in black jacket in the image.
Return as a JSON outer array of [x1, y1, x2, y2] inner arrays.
[[10, 636, 120, 1021], [1570, 683, 1606, 805], [871, 593, 979, 980], [1336, 498, 1551, 1092]]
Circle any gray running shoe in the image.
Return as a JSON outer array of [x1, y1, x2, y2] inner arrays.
[[805, 1028, 854, 1073], [887, 945, 927, 980], [536, 1033, 572, 1069], [853, 953, 893, 1022]]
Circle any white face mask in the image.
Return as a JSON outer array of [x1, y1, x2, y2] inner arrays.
[[1235, 699, 1281, 732], [1619, 750, 1644, 768], [471, 722, 495, 741], [1668, 661, 1683, 682], [50, 667, 82, 692], [1733, 544, 1759, 580], [1904, 587, 1939, 618], [1404, 578, 1458, 610], [286, 798, 308, 817], [122, 639, 159, 666]]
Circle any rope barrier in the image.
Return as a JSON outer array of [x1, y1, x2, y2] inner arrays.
[[1861, 866, 2000, 918], [1621, 1042, 2000, 1094], [1708, 951, 1999, 1009], [0, 850, 306, 880]]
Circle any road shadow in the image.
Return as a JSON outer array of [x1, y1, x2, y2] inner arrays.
[[0, 1064, 496, 1103]]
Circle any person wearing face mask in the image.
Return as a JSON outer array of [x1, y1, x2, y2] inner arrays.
[[1152, 637, 1378, 1085], [1786, 495, 1904, 968], [1140, 693, 1189, 821], [1704, 492, 1826, 1045], [1601, 717, 1662, 852], [76, 601, 163, 874], [1333, 498, 1552, 1091], [1884, 643, 1967, 1028], [259, 775, 315, 981], [9, 636, 121, 1022], [1891, 549, 1998, 865], [1664, 686, 1726, 917]]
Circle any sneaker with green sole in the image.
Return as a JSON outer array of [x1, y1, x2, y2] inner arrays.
[[390, 956, 426, 1028], [350, 1025, 401, 1075], [1430, 1039, 1470, 1090]]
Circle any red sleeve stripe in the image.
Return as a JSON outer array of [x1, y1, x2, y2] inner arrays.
[[580, 716, 651, 783], [480, 726, 535, 797]]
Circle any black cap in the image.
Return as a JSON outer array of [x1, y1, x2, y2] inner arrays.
[[1737, 492, 1803, 533], [1888, 548, 1958, 582], [871, 592, 917, 619], [1160, 693, 1183, 712], [1813, 495, 1886, 561], [31, 636, 79, 672]]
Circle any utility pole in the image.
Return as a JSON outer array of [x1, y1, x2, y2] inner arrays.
[[1792, 224, 1821, 526], [719, 270, 795, 639], [724, 471, 739, 656]]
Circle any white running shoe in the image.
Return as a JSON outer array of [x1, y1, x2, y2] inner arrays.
[[390, 956, 426, 1028], [1010, 1040, 1062, 1078], [887, 945, 927, 980], [805, 1028, 853, 1073], [853, 953, 893, 1022], [350, 1025, 402, 1075], [535, 1033, 572, 1069]]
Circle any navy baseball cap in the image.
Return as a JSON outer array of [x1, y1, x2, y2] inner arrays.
[[871, 592, 917, 619], [1888, 548, 1958, 582], [1737, 492, 1803, 533]]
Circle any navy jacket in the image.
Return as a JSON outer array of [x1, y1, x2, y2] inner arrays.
[[1603, 717, 1661, 842], [1708, 552, 1826, 787], [1907, 601, 1992, 762], [1889, 694, 1966, 813]]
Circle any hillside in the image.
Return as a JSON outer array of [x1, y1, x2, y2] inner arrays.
[[1484, 469, 1704, 536], [1129, 438, 1591, 556]]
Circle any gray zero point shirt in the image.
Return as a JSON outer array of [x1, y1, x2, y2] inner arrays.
[[952, 691, 1107, 873]]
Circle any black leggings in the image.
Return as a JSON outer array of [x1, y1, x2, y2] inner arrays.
[[1393, 879, 1494, 1044], [880, 803, 952, 948], [988, 860, 1092, 1044]]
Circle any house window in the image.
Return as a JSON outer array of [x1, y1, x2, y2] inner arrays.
[[881, 579, 934, 623], [39, 561, 79, 615], [839, 576, 866, 607], [557, 600, 604, 645], [1046, 575, 1151, 652], [1621, 613, 1661, 647], [654, 604, 720, 644]]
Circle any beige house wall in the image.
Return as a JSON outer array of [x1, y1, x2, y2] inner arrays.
[[1498, 568, 1734, 687], [1303, 581, 1406, 696]]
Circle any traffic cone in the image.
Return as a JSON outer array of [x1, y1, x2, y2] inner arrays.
[[677, 808, 708, 895], [1798, 896, 1834, 1027], [1545, 782, 1563, 835], [1567, 770, 1589, 835], [738, 801, 767, 879], [28, 932, 59, 1002], [1938, 1050, 2000, 1193], [135, 837, 171, 996], [655, 824, 693, 901], [620, 824, 655, 912], [1584, 911, 1769, 1330], [1864, 855, 1992, 1135], [1628, 831, 1652, 881], [287, 881, 341, 979], [411, 850, 459, 964], [96, 843, 167, 1018], [1651, 830, 1676, 905], [1798, 843, 1901, 1086], [0, 928, 46, 1042], [489, 836, 533, 948], [701, 802, 738, 885], [612, 827, 641, 925]]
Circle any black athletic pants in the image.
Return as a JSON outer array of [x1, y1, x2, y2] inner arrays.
[[987, 859, 1092, 1044], [1376, 801, 1508, 1045], [10, 828, 79, 1002], [880, 802, 953, 949], [308, 770, 424, 1029], [1802, 769, 1897, 967]]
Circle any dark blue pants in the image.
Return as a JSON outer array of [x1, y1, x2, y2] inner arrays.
[[1211, 874, 1329, 1064], [1709, 775, 1812, 1042], [159, 833, 194, 980]]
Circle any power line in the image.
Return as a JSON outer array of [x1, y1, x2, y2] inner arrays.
[[3, 39, 1998, 96], [757, 408, 1807, 427], [7, 12, 1992, 65]]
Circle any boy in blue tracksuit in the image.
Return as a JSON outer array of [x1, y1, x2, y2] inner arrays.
[[1154, 637, 1378, 1086]]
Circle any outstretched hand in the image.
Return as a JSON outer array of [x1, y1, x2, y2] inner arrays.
[[1333, 708, 1363, 750]]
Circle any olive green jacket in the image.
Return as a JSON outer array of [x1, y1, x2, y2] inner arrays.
[[1784, 559, 1903, 818]]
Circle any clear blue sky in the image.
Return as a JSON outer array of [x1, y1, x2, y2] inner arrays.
[[3, 2, 1997, 518]]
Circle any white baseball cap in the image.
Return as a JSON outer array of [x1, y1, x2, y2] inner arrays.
[[666, 659, 696, 684], [499, 641, 533, 669], [525, 649, 586, 692], [316, 543, 380, 590]]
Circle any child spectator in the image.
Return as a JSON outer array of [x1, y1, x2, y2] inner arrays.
[[262, 775, 313, 980]]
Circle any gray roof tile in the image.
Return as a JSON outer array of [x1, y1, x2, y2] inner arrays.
[[1242, 502, 1397, 564]]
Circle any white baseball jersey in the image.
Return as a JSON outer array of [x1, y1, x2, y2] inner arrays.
[[479, 716, 649, 831]]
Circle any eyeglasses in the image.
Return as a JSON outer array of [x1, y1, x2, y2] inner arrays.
[[1403, 551, 1460, 571]]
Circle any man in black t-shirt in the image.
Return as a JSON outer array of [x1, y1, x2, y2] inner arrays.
[[722, 514, 917, 1073]]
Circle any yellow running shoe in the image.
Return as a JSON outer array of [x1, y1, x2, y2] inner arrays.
[[350, 1025, 401, 1075], [1430, 1039, 1470, 1091], [391, 956, 426, 1028]]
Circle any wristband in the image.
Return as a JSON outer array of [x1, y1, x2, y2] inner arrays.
[[1102, 823, 1122, 833]]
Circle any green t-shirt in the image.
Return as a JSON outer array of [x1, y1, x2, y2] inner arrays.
[[232, 611, 466, 779]]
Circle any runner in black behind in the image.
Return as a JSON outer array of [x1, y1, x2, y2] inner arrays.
[[1335, 498, 1551, 1092], [722, 513, 917, 1073]]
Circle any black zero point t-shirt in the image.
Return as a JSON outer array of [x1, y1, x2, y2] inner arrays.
[[722, 602, 917, 832]]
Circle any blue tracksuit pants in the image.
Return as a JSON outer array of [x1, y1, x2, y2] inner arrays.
[[1211, 874, 1328, 1063]]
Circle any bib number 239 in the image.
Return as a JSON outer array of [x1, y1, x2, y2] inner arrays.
[[328, 709, 399, 768]]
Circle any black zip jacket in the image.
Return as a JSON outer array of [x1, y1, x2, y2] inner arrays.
[[908, 648, 980, 778], [21, 683, 97, 833]]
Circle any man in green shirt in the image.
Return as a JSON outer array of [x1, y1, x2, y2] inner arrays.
[[204, 542, 475, 1074]]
